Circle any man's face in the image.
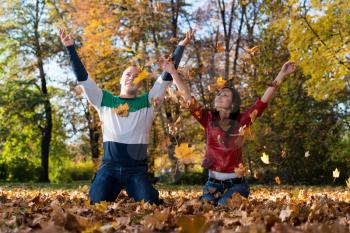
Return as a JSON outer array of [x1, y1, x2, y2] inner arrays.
[[120, 66, 141, 95]]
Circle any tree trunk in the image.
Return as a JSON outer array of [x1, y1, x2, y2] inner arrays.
[[232, 4, 245, 85], [85, 106, 101, 164], [34, 0, 52, 182]]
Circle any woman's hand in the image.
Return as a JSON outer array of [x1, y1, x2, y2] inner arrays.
[[279, 61, 296, 77], [178, 30, 195, 46], [158, 58, 176, 74], [59, 28, 74, 47]]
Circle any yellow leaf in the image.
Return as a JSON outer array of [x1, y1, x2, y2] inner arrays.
[[133, 70, 148, 85], [332, 168, 340, 179], [216, 76, 227, 88], [216, 43, 225, 53], [261, 152, 270, 164], [249, 109, 258, 123], [175, 143, 196, 165], [244, 46, 259, 55], [275, 176, 281, 185]]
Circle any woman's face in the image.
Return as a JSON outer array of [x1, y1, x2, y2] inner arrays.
[[214, 88, 233, 110]]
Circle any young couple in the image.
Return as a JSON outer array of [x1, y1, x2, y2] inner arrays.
[[60, 29, 296, 206]]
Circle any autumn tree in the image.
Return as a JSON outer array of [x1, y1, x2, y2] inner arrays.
[[0, 0, 64, 182]]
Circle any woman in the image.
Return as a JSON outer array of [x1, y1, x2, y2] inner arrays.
[[159, 59, 296, 205]]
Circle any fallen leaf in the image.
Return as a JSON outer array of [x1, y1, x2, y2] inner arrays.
[[279, 206, 292, 222]]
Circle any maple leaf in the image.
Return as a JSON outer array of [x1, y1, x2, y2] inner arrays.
[[275, 176, 281, 185], [249, 109, 258, 123], [244, 46, 259, 55], [112, 103, 129, 117], [305, 151, 310, 158], [133, 70, 148, 84], [332, 168, 340, 180], [175, 143, 196, 165], [261, 152, 270, 164], [234, 163, 248, 178], [238, 125, 254, 140], [281, 150, 287, 158], [216, 76, 227, 88], [216, 43, 225, 52], [169, 37, 178, 44]]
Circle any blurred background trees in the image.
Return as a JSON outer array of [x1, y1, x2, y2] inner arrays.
[[0, 0, 349, 185]]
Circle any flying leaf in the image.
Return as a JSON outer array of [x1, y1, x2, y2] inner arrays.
[[261, 152, 270, 164], [332, 168, 340, 180], [234, 163, 248, 178], [133, 70, 148, 84], [281, 150, 287, 158], [112, 103, 129, 117], [216, 76, 227, 88], [169, 37, 178, 44], [275, 176, 281, 185], [238, 125, 254, 140], [305, 151, 310, 158], [175, 143, 196, 165], [151, 96, 161, 108], [249, 109, 258, 123], [346, 177, 350, 189], [244, 46, 259, 55], [216, 43, 225, 53]]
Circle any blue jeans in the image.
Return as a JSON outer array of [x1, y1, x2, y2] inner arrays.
[[88, 162, 159, 204], [200, 178, 250, 206]]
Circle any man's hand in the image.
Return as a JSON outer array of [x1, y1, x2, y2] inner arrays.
[[59, 28, 74, 47], [178, 30, 195, 46], [279, 61, 296, 77], [158, 58, 176, 74]]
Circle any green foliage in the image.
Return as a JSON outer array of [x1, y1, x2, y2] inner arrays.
[[271, 0, 350, 101], [242, 27, 349, 185], [50, 159, 95, 183]]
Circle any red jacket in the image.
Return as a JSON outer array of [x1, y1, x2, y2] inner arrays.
[[190, 98, 268, 173]]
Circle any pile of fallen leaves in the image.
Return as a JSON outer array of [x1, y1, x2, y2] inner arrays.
[[0, 185, 349, 233]]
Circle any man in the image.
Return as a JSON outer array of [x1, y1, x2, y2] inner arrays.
[[59, 29, 194, 204]]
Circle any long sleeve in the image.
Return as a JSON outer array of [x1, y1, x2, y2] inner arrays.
[[160, 45, 185, 81], [66, 45, 88, 82], [66, 45, 102, 108], [149, 45, 186, 106], [239, 98, 268, 127]]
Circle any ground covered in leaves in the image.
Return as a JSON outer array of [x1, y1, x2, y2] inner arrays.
[[0, 184, 349, 233]]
